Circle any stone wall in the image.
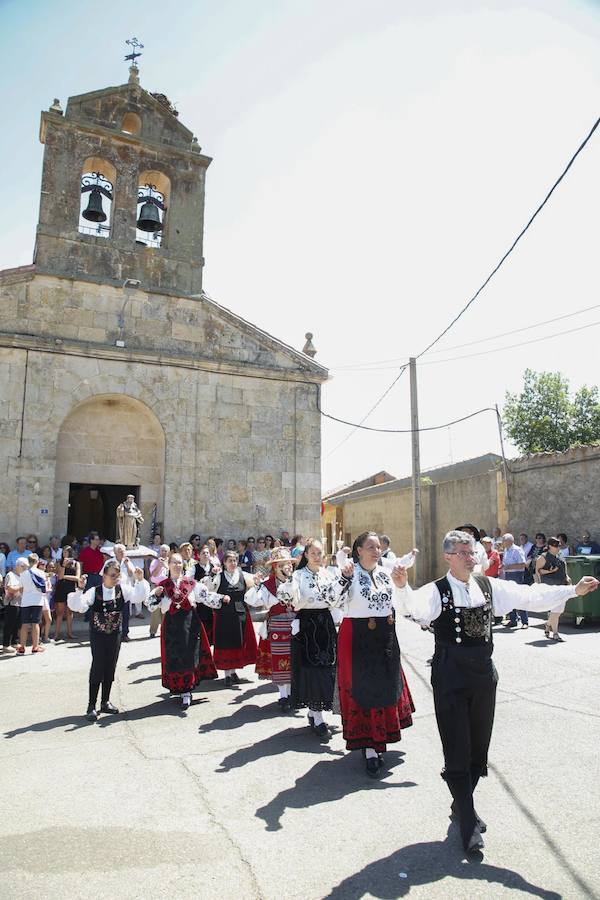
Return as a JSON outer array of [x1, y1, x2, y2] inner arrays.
[[508, 445, 600, 544]]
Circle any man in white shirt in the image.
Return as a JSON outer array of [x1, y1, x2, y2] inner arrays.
[[49, 536, 63, 563], [16, 556, 47, 654], [392, 529, 597, 853]]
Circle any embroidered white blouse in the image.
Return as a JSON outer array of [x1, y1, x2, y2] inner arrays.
[[276, 566, 351, 611], [147, 577, 225, 614]]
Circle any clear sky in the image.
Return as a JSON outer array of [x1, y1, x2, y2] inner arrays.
[[2, 0, 600, 491]]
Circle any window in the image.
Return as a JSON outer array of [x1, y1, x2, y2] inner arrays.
[[121, 112, 142, 136], [78, 157, 116, 238], [136, 169, 170, 249]]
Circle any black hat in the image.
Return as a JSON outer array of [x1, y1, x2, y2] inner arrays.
[[456, 523, 481, 543]]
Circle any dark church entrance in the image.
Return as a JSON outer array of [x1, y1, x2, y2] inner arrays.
[[67, 484, 139, 542]]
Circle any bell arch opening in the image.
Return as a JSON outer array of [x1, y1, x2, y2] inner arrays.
[[78, 156, 116, 238], [53, 394, 165, 543], [136, 169, 170, 249]]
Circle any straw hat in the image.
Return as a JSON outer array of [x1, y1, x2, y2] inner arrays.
[[268, 547, 298, 567]]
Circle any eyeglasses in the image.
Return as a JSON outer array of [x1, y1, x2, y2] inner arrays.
[[447, 550, 477, 558]]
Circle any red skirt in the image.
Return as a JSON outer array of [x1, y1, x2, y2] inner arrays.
[[337, 617, 415, 752], [213, 613, 257, 671]]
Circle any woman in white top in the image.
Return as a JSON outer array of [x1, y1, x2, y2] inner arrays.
[[147, 553, 223, 709], [69, 560, 150, 721], [335, 532, 415, 777], [277, 538, 353, 738]]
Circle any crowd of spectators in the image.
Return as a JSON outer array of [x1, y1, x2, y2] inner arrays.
[[0, 530, 303, 654]]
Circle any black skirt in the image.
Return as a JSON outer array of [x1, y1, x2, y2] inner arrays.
[[291, 608, 337, 711]]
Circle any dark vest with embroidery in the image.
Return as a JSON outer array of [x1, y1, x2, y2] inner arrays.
[[433, 575, 493, 649], [90, 585, 125, 634]]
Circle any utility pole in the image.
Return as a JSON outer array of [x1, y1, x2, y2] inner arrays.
[[410, 357, 423, 583]]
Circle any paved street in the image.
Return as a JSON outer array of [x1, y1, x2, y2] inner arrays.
[[1, 612, 599, 900]]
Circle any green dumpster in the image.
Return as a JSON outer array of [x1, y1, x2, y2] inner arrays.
[[564, 555, 600, 625]]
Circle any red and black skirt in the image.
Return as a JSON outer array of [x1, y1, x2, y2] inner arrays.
[[160, 606, 217, 693], [337, 615, 414, 752], [213, 600, 257, 671], [256, 602, 294, 683]]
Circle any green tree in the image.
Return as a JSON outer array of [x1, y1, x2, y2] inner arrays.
[[571, 385, 600, 446], [503, 369, 600, 454]]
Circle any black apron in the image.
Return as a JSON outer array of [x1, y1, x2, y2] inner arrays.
[[214, 571, 247, 649]]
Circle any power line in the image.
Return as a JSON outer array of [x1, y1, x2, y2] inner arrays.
[[329, 300, 600, 371], [322, 112, 600, 443], [330, 316, 600, 374], [320, 402, 496, 434], [416, 113, 600, 358], [324, 364, 408, 458]]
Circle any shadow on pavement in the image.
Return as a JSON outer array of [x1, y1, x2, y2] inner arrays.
[[256, 751, 416, 831], [323, 825, 561, 899], [228, 682, 277, 705], [198, 701, 283, 733], [127, 656, 161, 670], [4, 715, 91, 737], [217, 725, 345, 772]]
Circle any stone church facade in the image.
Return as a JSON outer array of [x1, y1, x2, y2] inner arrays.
[[0, 67, 326, 544]]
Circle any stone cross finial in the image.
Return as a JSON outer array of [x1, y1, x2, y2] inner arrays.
[[302, 332, 317, 358], [49, 98, 63, 115], [128, 64, 140, 85]]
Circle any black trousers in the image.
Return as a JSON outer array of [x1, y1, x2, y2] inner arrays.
[[89, 631, 121, 685], [3, 605, 19, 646], [432, 652, 497, 848]]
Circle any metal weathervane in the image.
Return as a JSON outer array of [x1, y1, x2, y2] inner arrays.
[[125, 37, 144, 66]]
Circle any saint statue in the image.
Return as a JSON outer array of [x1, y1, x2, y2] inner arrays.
[[116, 494, 144, 549]]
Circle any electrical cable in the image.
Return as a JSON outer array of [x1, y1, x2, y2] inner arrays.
[[329, 301, 600, 371], [321, 113, 600, 442], [330, 316, 600, 374], [320, 404, 496, 434]]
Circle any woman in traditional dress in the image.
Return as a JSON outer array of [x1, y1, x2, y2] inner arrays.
[[245, 547, 297, 710], [68, 561, 150, 721], [277, 538, 353, 738], [211, 550, 257, 686], [336, 532, 416, 777], [147, 554, 221, 709]]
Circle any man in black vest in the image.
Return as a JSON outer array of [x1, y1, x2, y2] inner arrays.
[[69, 560, 149, 721], [392, 529, 598, 853]]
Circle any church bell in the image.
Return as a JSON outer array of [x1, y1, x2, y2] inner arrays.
[[81, 187, 107, 223], [137, 199, 162, 233]]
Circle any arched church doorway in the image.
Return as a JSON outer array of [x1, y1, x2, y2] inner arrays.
[[54, 394, 165, 542]]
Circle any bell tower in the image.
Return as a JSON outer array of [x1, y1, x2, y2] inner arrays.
[[34, 51, 211, 295]]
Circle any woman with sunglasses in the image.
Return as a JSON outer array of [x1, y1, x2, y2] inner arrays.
[[69, 561, 150, 722]]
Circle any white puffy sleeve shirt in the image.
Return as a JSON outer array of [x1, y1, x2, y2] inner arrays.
[[68, 578, 150, 613], [245, 583, 283, 610], [394, 572, 575, 626]]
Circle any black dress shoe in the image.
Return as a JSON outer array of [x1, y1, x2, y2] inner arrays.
[[277, 697, 290, 711], [230, 672, 241, 684], [365, 757, 380, 778], [450, 801, 487, 833], [86, 708, 98, 722], [100, 702, 120, 714], [122, 635, 130, 642], [224, 676, 232, 687], [314, 722, 329, 740]]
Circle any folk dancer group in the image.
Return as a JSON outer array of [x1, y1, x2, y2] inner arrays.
[[67, 530, 598, 854]]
